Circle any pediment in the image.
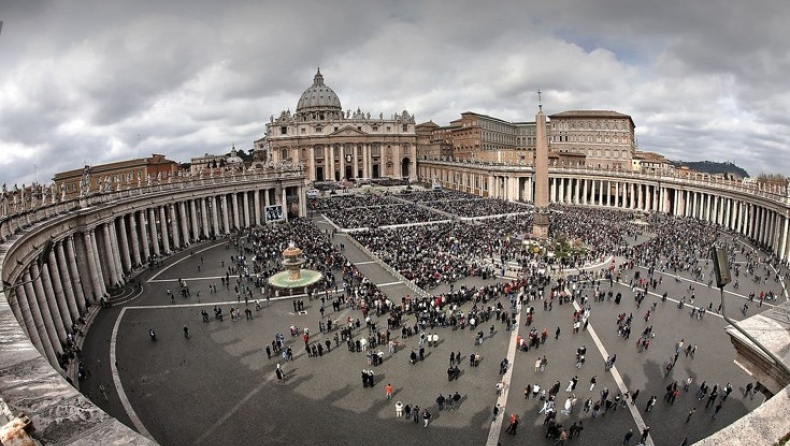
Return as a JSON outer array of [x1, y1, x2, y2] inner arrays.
[[329, 125, 368, 136]]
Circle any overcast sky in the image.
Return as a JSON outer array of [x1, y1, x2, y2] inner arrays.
[[1, 0, 788, 186]]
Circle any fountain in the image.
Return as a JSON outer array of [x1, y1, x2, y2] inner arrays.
[[267, 241, 323, 294]]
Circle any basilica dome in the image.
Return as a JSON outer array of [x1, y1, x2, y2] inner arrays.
[[296, 69, 343, 120]]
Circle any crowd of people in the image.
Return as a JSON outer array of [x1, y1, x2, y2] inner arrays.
[[155, 189, 785, 444]]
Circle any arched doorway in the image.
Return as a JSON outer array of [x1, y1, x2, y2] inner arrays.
[[401, 157, 411, 178]]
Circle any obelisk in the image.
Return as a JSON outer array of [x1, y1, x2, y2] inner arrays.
[[532, 98, 550, 239]]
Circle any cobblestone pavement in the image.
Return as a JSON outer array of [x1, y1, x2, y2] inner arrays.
[[79, 215, 779, 446]]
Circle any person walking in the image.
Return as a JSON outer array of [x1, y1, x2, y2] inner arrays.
[[622, 429, 634, 445], [395, 401, 404, 417], [505, 413, 519, 435], [686, 408, 696, 423], [641, 426, 650, 443], [645, 395, 657, 412], [385, 383, 393, 400], [630, 389, 640, 405], [423, 409, 431, 427], [589, 375, 597, 391]]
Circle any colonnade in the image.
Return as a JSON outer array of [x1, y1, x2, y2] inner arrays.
[[1, 181, 306, 374], [419, 162, 790, 260]]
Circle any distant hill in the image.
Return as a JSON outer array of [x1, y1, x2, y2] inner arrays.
[[669, 160, 749, 179]]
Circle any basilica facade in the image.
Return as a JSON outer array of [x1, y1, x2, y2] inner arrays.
[[255, 69, 418, 183]]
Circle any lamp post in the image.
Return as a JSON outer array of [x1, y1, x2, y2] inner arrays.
[[711, 247, 790, 378]]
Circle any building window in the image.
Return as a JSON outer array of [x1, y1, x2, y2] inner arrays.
[[334, 127, 338, 132], [402, 124, 408, 132], [386, 126, 391, 132], [280, 126, 287, 135], [301, 128, 306, 134], [316, 126, 322, 133]]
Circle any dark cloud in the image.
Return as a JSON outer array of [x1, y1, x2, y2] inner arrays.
[[1, 0, 789, 186]]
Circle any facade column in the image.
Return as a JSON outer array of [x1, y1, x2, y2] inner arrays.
[[362, 144, 371, 178], [55, 242, 81, 322], [46, 249, 73, 332], [352, 145, 359, 180], [22, 272, 59, 366], [338, 145, 346, 180], [66, 236, 88, 312], [324, 147, 331, 181], [309, 147, 316, 182], [118, 215, 132, 273]]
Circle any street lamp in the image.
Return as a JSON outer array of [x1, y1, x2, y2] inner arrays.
[[711, 247, 790, 377]]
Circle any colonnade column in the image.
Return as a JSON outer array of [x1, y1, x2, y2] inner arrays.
[[190, 200, 200, 241], [118, 215, 132, 273], [282, 187, 289, 222], [102, 223, 119, 286], [169, 204, 180, 249], [243, 192, 251, 229], [108, 222, 124, 281], [221, 195, 230, 234], [179, 202, 190, 246], [66, 236, 88, 313], [137, 211, 150, 262], [159, 206, 170, 254], [84, 230, 105, 299], [232, 193, 241, 230], [12, 281, 42, 354], [200, 199, 209, 238], [21, 272, 59, 367], [253, 190, 261, 226], [211, 197, 220, 235], [55, 241, 80, 323], [148, 208, 160, 256], [45, 249, 73, 333], [30, 264, 64, 357]]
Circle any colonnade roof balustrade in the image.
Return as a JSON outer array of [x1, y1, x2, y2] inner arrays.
[[0, 166, 307, 244]]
